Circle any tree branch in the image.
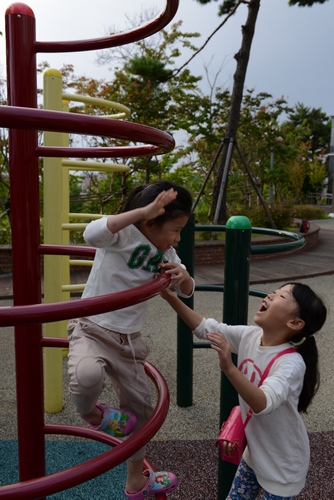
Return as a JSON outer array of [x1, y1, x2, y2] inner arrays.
[[172, 0, 244, 77]]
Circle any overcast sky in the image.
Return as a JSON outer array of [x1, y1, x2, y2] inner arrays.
[[1, 0, 334, 120]]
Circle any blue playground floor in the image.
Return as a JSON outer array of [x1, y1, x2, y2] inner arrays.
[[0, 441, 127, 499]]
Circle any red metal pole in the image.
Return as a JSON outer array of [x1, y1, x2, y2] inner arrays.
[[5, 3, 45, 483], [3, 1, 180, 495], [0, 362, 169, 499]]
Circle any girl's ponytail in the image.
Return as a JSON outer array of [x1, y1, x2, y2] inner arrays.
[[288, 282, 327, 413], [294, 336, 319, 413]]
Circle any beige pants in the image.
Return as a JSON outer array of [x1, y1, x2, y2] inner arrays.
[[67, 318, 153, 460]]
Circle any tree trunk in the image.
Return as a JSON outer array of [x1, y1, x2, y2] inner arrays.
[[210, 0, 261, 223]]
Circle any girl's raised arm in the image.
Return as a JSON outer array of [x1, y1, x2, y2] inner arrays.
[[208, 332, 267, 413], [107, 189, 177, 234], [161, 288, 203, 331]]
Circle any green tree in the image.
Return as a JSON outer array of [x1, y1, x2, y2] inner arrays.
[[284, 103, 330, 157], [102, 20, 202, 136], [172, 85, 305, 220], [193, 0, 261, 222], [62, 20, 205, 213], [280, 103, 330, 200], [289, 0, 328, 5], [194, 0, 330, 222], [308, 161, 327, 194]]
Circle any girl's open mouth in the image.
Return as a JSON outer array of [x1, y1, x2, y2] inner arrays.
[[258, 301, 268, 313]]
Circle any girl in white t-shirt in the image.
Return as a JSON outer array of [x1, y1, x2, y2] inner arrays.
[[67, 181, 194, 499], [161, 282, 327, 499]]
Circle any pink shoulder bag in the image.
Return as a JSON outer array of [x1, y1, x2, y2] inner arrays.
[[215, 347, 296, 464]]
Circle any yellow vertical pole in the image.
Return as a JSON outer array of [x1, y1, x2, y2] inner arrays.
[[43, 68, 65, 413], [42, 74, 131, 412]]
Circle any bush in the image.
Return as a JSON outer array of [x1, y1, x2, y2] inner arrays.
[[246, 202, 295, 230], [0, 218, 11, 244], [293, 205, 328, 220]]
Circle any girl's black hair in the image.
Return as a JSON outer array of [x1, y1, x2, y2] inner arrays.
[[122, 181, 192, 227], [286, 282, 327, 413]]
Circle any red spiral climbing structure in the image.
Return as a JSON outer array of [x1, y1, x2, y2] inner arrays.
[[0, 1, 179, 497]]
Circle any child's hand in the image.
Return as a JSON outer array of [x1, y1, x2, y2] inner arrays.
[[160, 287, 174, 300], [142, 188, 177, 220], [159, 261, 189, 290], [207, 332, 233, 373]]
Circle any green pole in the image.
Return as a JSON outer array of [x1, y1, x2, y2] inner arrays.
[[218, 215, 252, 499], [176, 214, 195, 407]]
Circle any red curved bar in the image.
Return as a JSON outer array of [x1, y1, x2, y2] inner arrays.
[[38, 144, 166, 159], [34, 1, 179, 53], [4, 0, 179, 495], [39, 244, 96, 258], [0, 106, 175, 155], [41, 338, 68, 348], [0, 272, 171, 326], [0, 362, 169, 499]]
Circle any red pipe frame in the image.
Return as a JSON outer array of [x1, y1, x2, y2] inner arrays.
[[3, 1, 179, 497], [0, 362, 170, 499]]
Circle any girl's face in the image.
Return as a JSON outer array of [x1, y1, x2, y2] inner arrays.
[[254, 284, 303, 342], [144, 215, 189, 254]]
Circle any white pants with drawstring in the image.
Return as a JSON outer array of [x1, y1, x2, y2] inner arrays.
[[67, 317, 153, 461]]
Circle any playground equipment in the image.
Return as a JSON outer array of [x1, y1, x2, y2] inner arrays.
[[43, 68, 131, 413], [0, 1, 307, 498], [0, 1, 179, 497]]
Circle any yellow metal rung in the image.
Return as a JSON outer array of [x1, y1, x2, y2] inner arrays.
[[69, 213, 104, 220], [70, 260, 93, 266], [62, 223, 88, 230], [62, 284, 86, 292]]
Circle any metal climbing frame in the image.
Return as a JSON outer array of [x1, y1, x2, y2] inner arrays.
[[43, 69, 131, 413], [0, 1, 179, 497]]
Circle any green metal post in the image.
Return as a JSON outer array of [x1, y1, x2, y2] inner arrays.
[[176, 213, 195, 407], [218, 215, 252, 499]]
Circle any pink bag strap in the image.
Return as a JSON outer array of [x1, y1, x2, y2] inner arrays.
[[242, 347, 296, 428], [258, 347, 297, 387]]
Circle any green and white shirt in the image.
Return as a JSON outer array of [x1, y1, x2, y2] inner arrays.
[[82, 216, 194, 334]]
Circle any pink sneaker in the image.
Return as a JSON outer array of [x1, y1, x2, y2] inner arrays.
[[82, 402, 137, 438], [124, 469, 178, 499]]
